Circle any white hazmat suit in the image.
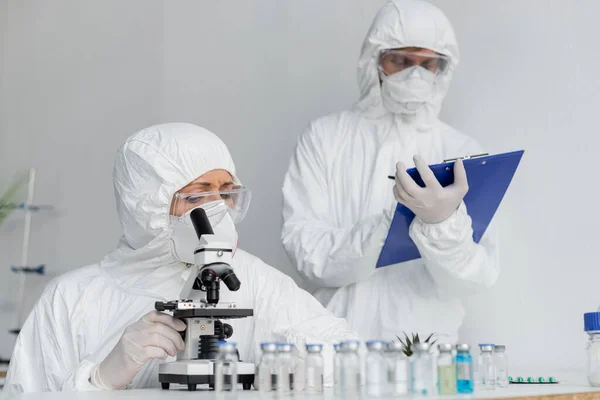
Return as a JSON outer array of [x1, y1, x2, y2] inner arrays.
[[6, 123, 356, 392], [282, 0, 499, 342]]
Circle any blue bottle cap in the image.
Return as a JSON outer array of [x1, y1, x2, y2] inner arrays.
[[260, 343, 278, 353], [584, 312, 600, 332], [277, 343, 293, 352], [306, 344, 323, 352], [366, 340, 386, 351]]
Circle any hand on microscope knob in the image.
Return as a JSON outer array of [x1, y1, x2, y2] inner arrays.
[[91, 311, 186, 390]]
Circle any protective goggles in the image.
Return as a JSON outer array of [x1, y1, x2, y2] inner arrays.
[[379, 49, 450, 77], [170, 186, 251, 223]]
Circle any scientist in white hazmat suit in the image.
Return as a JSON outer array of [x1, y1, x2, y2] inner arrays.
[[282, 0, 499, 342], [5, 123, 357, 392]]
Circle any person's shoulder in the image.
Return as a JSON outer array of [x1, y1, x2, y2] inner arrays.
[[439, 122, 485, 154], [233, 249, 292, 282], [302, 109, 364, 141], [309, 109, 360, 127], [232, 249, 275, 273], [40, 264, 105, 304]]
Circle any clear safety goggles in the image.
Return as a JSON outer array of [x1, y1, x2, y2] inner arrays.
[[379, 49, 450, 77], [170, 186, 251, 224]]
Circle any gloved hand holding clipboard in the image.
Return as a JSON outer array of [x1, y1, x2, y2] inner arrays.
[[376, 150, 525, 268]]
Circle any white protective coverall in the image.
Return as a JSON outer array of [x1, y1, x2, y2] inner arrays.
[[5, 123, 356, 392], [282, 0, 499, 342]]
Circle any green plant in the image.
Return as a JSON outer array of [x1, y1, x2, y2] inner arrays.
[[0, 172, 28, 226], [397, 332, 437, 357]]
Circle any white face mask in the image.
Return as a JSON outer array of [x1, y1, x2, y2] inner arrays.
[[380, 66, 437, 114], [169, 200, 238, 265]]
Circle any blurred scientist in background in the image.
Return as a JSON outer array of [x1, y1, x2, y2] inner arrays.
[[282, 0, 499, 342]]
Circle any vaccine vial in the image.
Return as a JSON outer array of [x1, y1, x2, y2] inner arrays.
[[385, 341, 409, 395], [214, 341, 238, 394], [584, 312, 600, 387], [410, 342, 435, 395], [494, 345, 509, 388], [339, 340, 361, 397], [480, 344, 496, 390], [276, 343, 294, 394], [364, 341, 388, 397], [258, 342, 277, 393], [305, 344, 324, 394], [334, 343, 342, 395], [437, 343, 457, 395], [456, 344, 474, 394], [477, 343, 493, 384]]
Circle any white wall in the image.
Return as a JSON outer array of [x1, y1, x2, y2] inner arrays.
[[1, 0, 599, 376], [0, 0, 386, 360], [160, 0, 386, 286], [0, 0, 166, 359], [430, 0, 600, 374]]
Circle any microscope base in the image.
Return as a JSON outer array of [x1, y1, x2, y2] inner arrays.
[[158, 360, 255, 391]]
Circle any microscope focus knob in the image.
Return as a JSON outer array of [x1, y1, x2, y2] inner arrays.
[[223, 323, 233, 338], [155, 301, 176, 312]]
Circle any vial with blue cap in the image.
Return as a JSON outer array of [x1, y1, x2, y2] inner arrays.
[[333, 343, 342, 394], [584, 311, 600, 387], [477, 343, 494, 385], [257, 342, 277, 393], [276, 343, 294, 393], [365, 340, 388, 397], [338, 340, 361, 396], [305, 344, 324, 394], [214, 341, 238, 394]]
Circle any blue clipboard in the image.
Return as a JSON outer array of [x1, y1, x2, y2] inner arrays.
[[376, 150, 525, 268]]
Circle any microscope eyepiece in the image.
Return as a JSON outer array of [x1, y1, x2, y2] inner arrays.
[[221, 271, 241, 292], [190, 207, 214, 239]]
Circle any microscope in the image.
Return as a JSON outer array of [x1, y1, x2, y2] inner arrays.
[[156, 208, 255, 391]]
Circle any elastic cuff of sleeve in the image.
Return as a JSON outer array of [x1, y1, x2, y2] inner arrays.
[[90, 364, 113, 391], [70, 360, 104, 391], [411, 203, 472, 244]]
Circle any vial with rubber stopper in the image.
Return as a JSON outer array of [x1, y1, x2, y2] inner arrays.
[[494, 345, 509, 388], [304, 344, 324, 394]]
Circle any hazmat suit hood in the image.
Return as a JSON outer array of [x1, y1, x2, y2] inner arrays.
[[354, 0, 459, 124], [102, 123, 239, 296]]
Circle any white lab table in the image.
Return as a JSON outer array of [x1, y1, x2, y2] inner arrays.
[[5, 384, 600, 400], [2, 370, 598, 400]]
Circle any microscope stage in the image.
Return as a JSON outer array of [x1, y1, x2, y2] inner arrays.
[[173, 308, 253, 319]]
